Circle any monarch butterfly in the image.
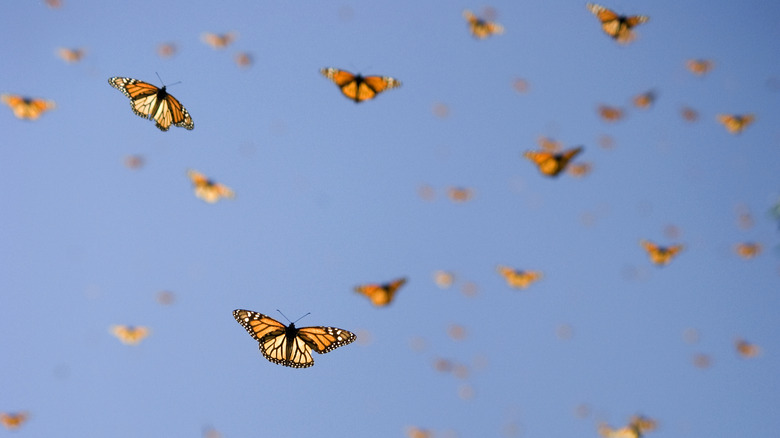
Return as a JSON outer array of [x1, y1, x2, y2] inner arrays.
[[735, 338, 760, 358], [598, 105, 625, 122], [523, 146, 584, 177], [734, 242, 761, 259], [640, 239, 683, 266], [354, 277, 407, 307], [567, 162, 593, 177], [717, 114, 755, 134], [108, 77, 194, 131], [233, 309, 356, 368], [537, 136, 563, 152], [447, 187, 474, 202], [187, 169, 235, 203], [598, 415, 656, 438], [433, 270, 455, 289], [633, 90, 656, 109], [406, 426, 433, 438], [0, 412, 28, 430], [320, 67, 401, 103], [1, 94, 56, 120], [586, 3, 649, 44], [110, 325, 150, 345], [463, 10, 504, 39], [496, 265, 543, 289], [686, 59, 714, 76], [157, 42, 177, 58], [57, 47, 85, 63], [234, 52, 253, 69], [681, 106, 699, 122], [201, 31, 238, 49]]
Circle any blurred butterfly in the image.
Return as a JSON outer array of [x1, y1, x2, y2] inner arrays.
[[44, 0, 61, 8], [406, 426, 433, 438], [57, 47, 85, 63], [433, 270, 455, 289], [523, 146, 584, 177], [681, 106, 699, 122], [234, 52, 253, 69], [447, 187, 474, 202], [567, 162, 593, 177], [586, 3, 649, 44], [735, 242, 761, 259], [157, 42, 177, 58], [735, 338, 761, 358], [1, 94, 56, 120], [108, 77, 194, 131], [201, 31, 237, 49], [633, 90, 656, 109], [354, 277, 407, 307], [187, 169, 235, 203], [110, 325, 150, 345], [0, 412, 27, 430], [640, 239, 683, 265], [538, 136, 563, 152], [463, 10, 504, 39], [496, 265, 543, 289], [717, 113, 755, 134], [598, 415, 657, 438], [598, 105, 625, 122], [320, 67, 401, 103], [233, 309, 356, 368], [686, 59, 714, 76]]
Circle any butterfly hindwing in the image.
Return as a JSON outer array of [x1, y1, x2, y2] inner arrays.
[[108, 77, 194, 131]]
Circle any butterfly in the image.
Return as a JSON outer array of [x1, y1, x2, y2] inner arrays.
[[496, 265, 543, 289], [233, 309, 356, 368], [320, 67, 401, 103], [598, 415, 657, 438], [234, 52, 253, 69], [354, 277, 407, 307], [110, 325, 151, 345], [686, 59, 714, 76], [640, 239, 684, 265], [1, 94, 56, 120], [598, 105, 625, 122], [157, 42, 177, 58], [187, 169, 235, 203], [0, 412, 28, 430], [462, 10, 504, 39], [432, 270, 455, 289], [201, 31, 238, 49], [717, 114, 755, 134], [523, 146, 584, 177], [567, 162, 593, 177], [735, 242, 761, 259], [447, 187, 474, 202], [633, 90, 656, 109], [681, 106, 699, 122], [57, 47, 86, 63], [735, 338, 760, 358], [108, 77, 194, 131], [586, 3, 649, 44]]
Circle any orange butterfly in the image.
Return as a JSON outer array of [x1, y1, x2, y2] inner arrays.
[[463, 10, 504, 39], [524, 146, 584, 177], [157, 42, 177, 58], [447, 187, 474, 202], [567, 162, 593, 177], [686, 59, 714, 76], [599, 415, 657, 438], [110, 325, 150, 345], [1, 94, 56, 120], [586, 3, 649, 44], [234, 52, 253, 69], [0, 412, 28, 430], [633, 90, 656, 109], [201, 31, 237, 49], [354, 277, 407, 306], [537, 136, 563, 152], [717, 114, 755, 134], [681, 106, 699, 122], [735, 338, 761, 358], [187, 169, 235, 203], [432, 270, 455, 289], [640, 239, 683, 265], [57, 47, 86, 63], [598, 105, 625, 122], [496, 265, 543, 289], [321, 68, 401, 103], [735, 242, 761, 259], [406, 426, 433, 438], [108, 77, 194, 131]]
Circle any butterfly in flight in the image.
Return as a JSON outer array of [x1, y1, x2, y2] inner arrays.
[[462, 10, 504, 39], [523, 146, 583, 177], [1, 94, 56, 120], [598, 104, 625, 122], [201, 31, 238, 49], [735, 338, 761, 358], [686, 59, 714, 76], [0, 412, 28, 430], [110, 325, 151, 345], [320, 68, 401, 103], [354, 277, 408, 307], [496, 265, 543, 289], [57, 47, 86, 63], [633, 90, 656, 109], [233, 309, 356, 368], [598, 415, 657, 438], [447, 187, 474, 203], [187, 169, 235, 203], [640, 239, 684, 266], [108, 76, 194, 131], [717, 114, 755, 134], [586, 3, 649, 44], [734, 242, 761, 259]]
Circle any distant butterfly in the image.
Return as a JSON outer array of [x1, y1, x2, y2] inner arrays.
[[598, 415, 657, 438], [686, 59, 714, 76], [681, 106, 699, 122], [354, 277, 407, 307], [734, 242, 761, 259], [187, 169, 235, 203], [633, 90, 656, 109], [108, 77, 194, 131], [567, 162, 593, 177], [497, 265, 543, 289], [735, 338, 761, 358], [406, 426, 433, 438], [57, 47, 85, 63], [586, 3, 649, 44], [598, 105, 625, 122], [1, 94, 56, 120], [201, 31, 237, 49], [320, 67, 401, 103], [0, 412, 28, 430], [433, 270, 455, 289], [717, 114, 755, 134], [524, 146, 584, 177], [537, 136, 563, 152], [447, 187, 474, 202], [44, 0, 61, 8], [110, 325, 150, 345], [157, 42, 177, 58], [234, 52, 253, 69], [463, 10, 504, 39], [640, 239, 683, 265], [233, 309, 356, 368]]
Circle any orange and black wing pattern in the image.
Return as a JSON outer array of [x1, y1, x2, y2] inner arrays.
[[640, 239, 683, 265], [233, 309, 356, 368], [187, 169, 235, 203], [320, 68, 401, 103], [355, 277, 407, 307], [524, 146, 584, 177], [463, 10, 504, 39], [57, 47, 86, 63], [0, 412, 28, 430], [1, 94, 56, 120], [108, 77, 194, 131], [496, 265, 543, 289], [717, 114, 755, 134], [586, 3, 649, 44], [110, 325, 151, 345]]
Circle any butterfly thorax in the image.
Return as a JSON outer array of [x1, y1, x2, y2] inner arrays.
[[157, 86, 169, 98]]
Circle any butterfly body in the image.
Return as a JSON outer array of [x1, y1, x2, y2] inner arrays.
[[233, 309, 356, 368], [321, 68, 401, 103], [108, 77, 193, 131], [586, 3, 648, 44]]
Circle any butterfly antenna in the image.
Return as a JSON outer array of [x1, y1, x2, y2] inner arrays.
[[155, 71, 165, 86], [276, 309, 292, 324], [292, 312, 311, 325]]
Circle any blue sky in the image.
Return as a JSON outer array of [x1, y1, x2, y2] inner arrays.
[[1, 0, 779, 437]]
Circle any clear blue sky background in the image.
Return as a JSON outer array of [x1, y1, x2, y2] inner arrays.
[[1, 1, 779, 437]]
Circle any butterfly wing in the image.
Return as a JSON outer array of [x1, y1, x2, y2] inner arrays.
[[1, 94, 56, 120], [321, 68, 401, 102], [108, 77, 193, 131], [297, 325, 357, 354]]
